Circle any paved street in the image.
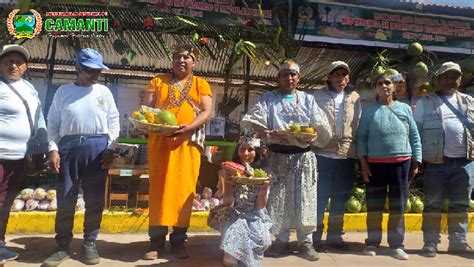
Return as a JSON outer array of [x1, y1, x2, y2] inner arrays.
[[3, 232, 473, 266]]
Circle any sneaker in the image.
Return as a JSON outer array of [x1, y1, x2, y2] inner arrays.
[[171, 243, 189, 259], [81, 242, 100, 265], [447, 243, 474, 254], [143, 250, 159, 260], [421, 243, 437, 258], [298, 242, 320, 261], [391, 248, 409, 260], [327, 241, 350, 251], [264, 242, 291, 257], [223, 252, 238, 267], [0, 246, 19, 261], [142, 243, 164, 260], [43, 248, 71, 266], [363, 246, 377, 256]]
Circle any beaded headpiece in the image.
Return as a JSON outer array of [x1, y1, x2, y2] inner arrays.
[[172, 44, 200, 61]]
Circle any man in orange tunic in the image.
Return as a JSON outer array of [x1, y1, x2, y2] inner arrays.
[[142, 44, 212, 260]]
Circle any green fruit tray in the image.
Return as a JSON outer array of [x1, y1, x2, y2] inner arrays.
[[129, 117, 180, 136], [229, 175, 269, 185]]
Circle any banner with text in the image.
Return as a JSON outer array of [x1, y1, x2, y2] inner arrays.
[[295, 0, 474, 54], [138, 0, 274, 25]]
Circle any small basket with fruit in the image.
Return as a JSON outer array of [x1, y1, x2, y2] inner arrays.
[[221, 161, 269, 185], [266, 123, 318, 145], [129, 106, 180, 136]]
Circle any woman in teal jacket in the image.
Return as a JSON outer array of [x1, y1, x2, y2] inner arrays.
[[357, 73, 422, 260]]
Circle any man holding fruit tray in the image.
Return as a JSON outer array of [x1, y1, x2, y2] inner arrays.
[[241, 59, 332, 261]]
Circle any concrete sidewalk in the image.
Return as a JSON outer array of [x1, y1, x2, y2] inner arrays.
[[3, 232, 474, 266]]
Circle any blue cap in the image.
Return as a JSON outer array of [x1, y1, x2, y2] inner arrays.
[[76, 48, 109, 70]]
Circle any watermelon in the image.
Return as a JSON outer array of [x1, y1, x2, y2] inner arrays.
[[371, 66, 386, 79], [405, 199, 411, 213], [385, 68, 399, 75], [346, 196, 362, 213], [412, 198, 424, 213], [407, 42, 423, 57], [413, 62, 429, 77], [354, 187, 365, 195]]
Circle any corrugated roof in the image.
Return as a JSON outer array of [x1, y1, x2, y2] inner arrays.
[[18, 3, 374, 87], [399, 0, 472, 10], [23, 36, 373, 88]]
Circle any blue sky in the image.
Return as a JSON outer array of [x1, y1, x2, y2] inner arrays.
[[417, 0, 474, 7]]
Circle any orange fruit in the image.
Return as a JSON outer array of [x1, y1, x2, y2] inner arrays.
[[305, 127, 315, 134], [420, 89, 428, 95]]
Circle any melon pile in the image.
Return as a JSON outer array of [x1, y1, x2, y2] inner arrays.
[[324, 186, 473, 214]]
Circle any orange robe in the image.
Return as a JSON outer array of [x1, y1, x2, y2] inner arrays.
[[145, 74, 212, 227]]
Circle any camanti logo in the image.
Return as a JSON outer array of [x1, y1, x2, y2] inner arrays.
[[44, 11, 108, 38], [7, 9, 43, 39]]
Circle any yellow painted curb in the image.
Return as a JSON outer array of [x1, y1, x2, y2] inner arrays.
[[6, 211, 474, 234]]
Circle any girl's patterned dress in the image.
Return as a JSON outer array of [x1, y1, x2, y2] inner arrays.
[[213, 184, 271, 267]]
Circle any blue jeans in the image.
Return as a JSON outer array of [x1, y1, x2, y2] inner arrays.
[[313, 156, 355, 244], [365, 160, 410, 249], [55, 135, 108, 248], [422, 157, 474, 245]]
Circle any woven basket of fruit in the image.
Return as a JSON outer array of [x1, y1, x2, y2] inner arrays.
[[129, 118, 179, 136], [129, 106, 180, 136], [221, 162, 270, 185], [293, 132, 318, 143], [263, 122, 318, 146], [230, 175, 270, 185]]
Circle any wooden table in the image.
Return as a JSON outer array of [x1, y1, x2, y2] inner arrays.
[[105, 167, 148, 208]]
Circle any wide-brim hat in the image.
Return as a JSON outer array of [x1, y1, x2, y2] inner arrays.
[[0, 44, 30, 61]]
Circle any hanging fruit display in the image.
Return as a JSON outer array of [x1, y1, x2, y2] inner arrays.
[[143, 16, 154, 29], [412, 61, 429, 77], [198, 37, 208, 47], [114, 18, 121, 29], [245, 18, 257, 27], [192, 32, 200, 42], [407, 42, 424, 57]]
